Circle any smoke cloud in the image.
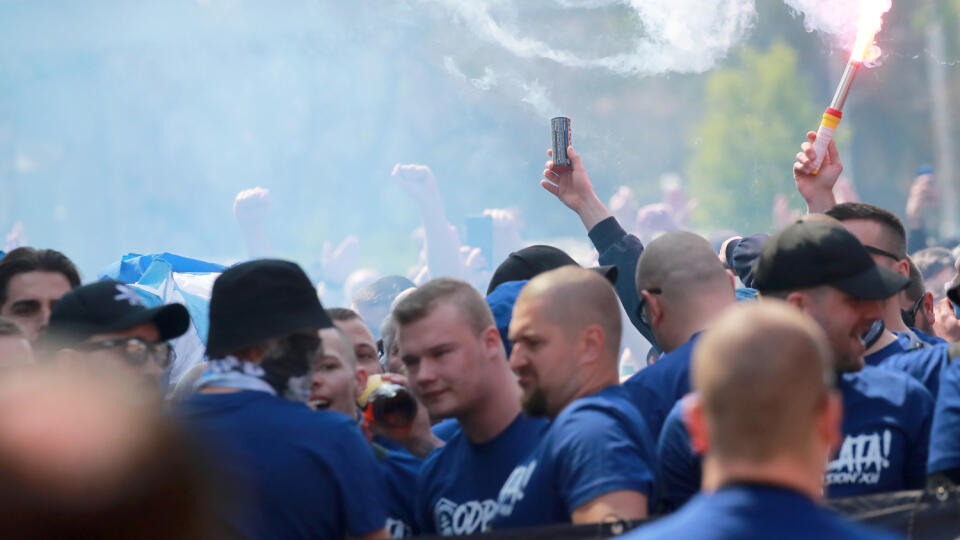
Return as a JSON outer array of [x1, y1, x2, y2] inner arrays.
[[427, 0, 759, 76]]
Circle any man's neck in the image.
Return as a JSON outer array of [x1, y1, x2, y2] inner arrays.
[[702, 455, 823, 502], [883, 299, 909, 334], [865, 330, 898, 356], [661, 304, 724, 353], [459, 373, 523, 445], [564, 371, 619, 413]]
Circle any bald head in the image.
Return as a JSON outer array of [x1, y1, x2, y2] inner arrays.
[[519, 266, 621, 358], [693, 301, 834, 463], [636, 231, 730, 306]]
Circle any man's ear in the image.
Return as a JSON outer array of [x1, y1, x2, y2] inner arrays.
[[895, 259, 910, 278], [784, 291, 809, 313], [683, 395, 709, 455], [922, 292, 936, 326], [643, 290, 664, 327], [725, 268, 737, 292], [481, 326, 506, 361], [354, 367, 369, 402], [579, 325, 605, 365], [818, 391, 844, 453]]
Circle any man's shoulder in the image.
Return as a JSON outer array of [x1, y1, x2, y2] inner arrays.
[[554, 387, 646, 440], [623, 342, 694, 390], [845, 367, 932, 406]]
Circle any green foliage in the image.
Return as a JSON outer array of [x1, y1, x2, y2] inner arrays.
[[687, 42, 820, 233]]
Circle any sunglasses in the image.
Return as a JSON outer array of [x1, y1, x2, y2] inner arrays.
[[636, 288, 663, 326], [78, 338, 174, 369], [863, 245, 902, 262], [901, 295, 925, 328]]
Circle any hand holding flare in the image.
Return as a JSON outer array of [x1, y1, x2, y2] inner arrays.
[[810, 0, 892, 174]]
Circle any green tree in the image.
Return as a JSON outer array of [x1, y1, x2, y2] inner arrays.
[[688, 42, 819, 233]]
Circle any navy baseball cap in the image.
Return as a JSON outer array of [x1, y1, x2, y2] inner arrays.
[[753, 221, 909, 300], [45, 280, 190, 347], [487, 245, 617, 295]]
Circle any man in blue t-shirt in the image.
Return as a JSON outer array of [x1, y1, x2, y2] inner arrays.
[[391, 278, 548, 536], [621, 301, 901, 540], [622, 231, 735, 440], [493, 266, 657, 530], [311, 325, 443, 537], [657, 221, 934, 509], [175, 260, 389, 540]]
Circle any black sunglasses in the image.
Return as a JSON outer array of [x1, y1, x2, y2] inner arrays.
[[78, 338, 174, 369], [863, 245, 902, 262], [636, 288, 663, 326]]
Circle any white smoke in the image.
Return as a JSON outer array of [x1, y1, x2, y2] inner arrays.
[[783, 0, 893, 48], [427, 0, 758, 77], [428, 0, 892, 78]]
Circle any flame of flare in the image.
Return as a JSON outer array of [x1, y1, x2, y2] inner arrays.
[[850, 0, 893, 63]]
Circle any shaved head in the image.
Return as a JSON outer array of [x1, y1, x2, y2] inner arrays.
[[636, 231, 729, 306], [518, 266, 621, 358], [693, 301, 834, 463]]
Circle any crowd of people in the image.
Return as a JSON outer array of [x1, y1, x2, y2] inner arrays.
[[2, 129, 960, 539]]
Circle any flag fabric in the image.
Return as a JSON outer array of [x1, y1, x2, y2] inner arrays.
[[99, 253, 227, 390]]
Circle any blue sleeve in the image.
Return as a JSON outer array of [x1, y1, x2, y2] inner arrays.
[[656, 402, 702, 513], [929, 361, 960, 475], [554, 407, 656, 512], [588, 217, 656, 349], [905, 383, 934, 489], [326, 421, 389, 537]]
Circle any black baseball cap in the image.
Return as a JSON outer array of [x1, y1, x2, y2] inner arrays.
[[45, 280, 190, 347], [486, 245, 617, 295], [753, 221, 909, 300], [205, 259, 333, 359]]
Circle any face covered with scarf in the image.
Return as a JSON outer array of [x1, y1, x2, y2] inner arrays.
[[259, 331, 322, 402], [196, 330, 322, 403]]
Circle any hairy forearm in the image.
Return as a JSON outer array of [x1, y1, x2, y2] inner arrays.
[[576, 194, 614, 232]]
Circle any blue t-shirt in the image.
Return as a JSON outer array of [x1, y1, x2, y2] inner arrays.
[[174, 391, 387, 539], [929, 360, 960, 474], [912, 327, 947, 346], [655, 368, 933, 508], [622, 333, 700, 441], [864, 333, 912, 366], [619, 484, 903, 540], [493, 386, 657, 530], [381, 448, 422, 537], [416, 413, 547, 535], [826, 367, 933, 497], [877, 343, 951, 398], [657, 397, 701, 513]]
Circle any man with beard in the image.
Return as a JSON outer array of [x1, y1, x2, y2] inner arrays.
[[657, 220, 934, 508], [493, 266, 657, 529], [174, 260, 389, 540]]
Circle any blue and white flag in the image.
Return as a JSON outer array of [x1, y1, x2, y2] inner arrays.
[[99, 253, 226, 389]]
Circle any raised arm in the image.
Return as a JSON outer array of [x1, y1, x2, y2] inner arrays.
[[392, 164, 463, 280], [793, 131, 843, 214]]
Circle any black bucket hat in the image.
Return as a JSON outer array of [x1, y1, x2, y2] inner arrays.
[[205, 259, 333, 359]]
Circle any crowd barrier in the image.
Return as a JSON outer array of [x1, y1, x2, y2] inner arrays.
[[416, 487, 960, 539]]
